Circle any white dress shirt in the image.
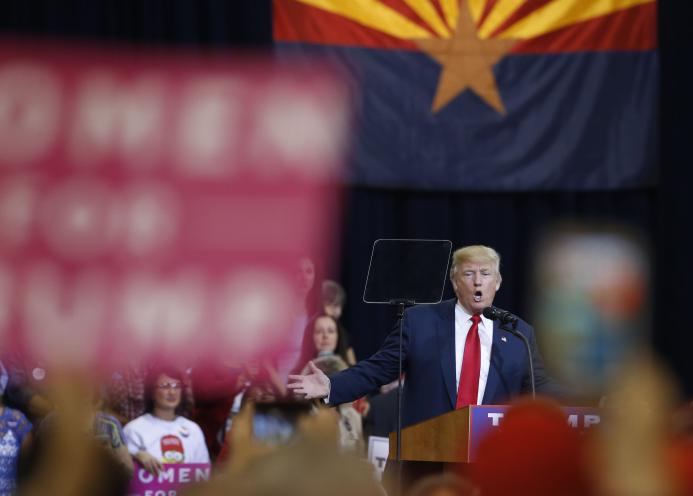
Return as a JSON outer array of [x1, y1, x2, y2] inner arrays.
[[454, 302, 494, 405]]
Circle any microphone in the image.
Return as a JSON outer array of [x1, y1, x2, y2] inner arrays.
[[482, 306, 519, 325], [483, 305, 535, 399]]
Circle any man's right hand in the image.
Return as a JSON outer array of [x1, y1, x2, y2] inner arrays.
[[286, 361, 330, 400]]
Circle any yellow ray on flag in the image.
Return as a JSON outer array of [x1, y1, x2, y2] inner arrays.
[[292, 0, 434, 39], [477, 0, 525, 38], [467, 0, 488, 25], [493, 0, 655, 40], [438, 0, 460, 29], [403, 0, 451, 38]]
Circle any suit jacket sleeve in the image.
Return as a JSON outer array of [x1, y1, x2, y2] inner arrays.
[[328, 312, 410, 406], [523, 324, 565, 398]]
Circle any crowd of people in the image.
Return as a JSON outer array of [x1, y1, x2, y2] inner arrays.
[[2, 250, 693, 496], [0, 259, 396, 494]]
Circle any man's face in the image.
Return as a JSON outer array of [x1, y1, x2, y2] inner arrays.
[[450, 260, 501, 315]]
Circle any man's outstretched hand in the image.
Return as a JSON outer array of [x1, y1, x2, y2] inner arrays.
[[287, 362, 330, 400]]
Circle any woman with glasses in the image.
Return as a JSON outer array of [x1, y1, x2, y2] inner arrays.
[[124, 367, 209, 475]]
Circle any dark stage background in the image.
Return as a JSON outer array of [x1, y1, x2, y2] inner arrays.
[[1, 0, 690, 395]]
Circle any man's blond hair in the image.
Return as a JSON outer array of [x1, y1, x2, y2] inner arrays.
[[450, 245, 501, 276]]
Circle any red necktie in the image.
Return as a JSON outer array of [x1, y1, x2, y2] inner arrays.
[[456, 314, 481, 409]]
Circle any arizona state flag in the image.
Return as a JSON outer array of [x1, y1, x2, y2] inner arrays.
[[274, 0, 657, 190]]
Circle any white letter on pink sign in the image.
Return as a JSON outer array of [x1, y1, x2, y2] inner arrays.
[[175, 78, 240, 178], [139, 468, 154, 484], [120, 270, 206, 352], [119, 184, 179, 257], [70, 73, 165, 168], [250, 83, 344, 176], [0, 64, 61, 165], [194, 467, 210, 482], [178, 467, 191, 483], [22, 263, 108, 366], [159, 468, 175, 483], [39, 179, 119, 260], [216, 270, 294, 357]]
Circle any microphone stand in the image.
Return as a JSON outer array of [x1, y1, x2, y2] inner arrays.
[[389, 298, 414, 496], [500, 320, 536, 399]]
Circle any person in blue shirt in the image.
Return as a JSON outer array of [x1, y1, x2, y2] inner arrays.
[[0, 360, 32, 496]]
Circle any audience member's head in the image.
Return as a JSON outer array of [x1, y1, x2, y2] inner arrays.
[[309, 355, 348, 376], [312, 315, 340, 356], [321, 280, 346, 320], [144, 366, 191, 417], [297, 257, 316, 296], [291, 314, 348, 375], [296, 256, 323, 316], [407, 473, 479, 496], [236, 441, 382, 496]]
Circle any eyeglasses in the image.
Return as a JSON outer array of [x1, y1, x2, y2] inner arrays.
[[156, 382, 182, 390]]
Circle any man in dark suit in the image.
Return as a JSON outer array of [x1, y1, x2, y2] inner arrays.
[[288, 245, 559, 427]]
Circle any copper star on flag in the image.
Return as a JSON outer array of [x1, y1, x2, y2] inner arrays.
[[414, 2, 515, 113]]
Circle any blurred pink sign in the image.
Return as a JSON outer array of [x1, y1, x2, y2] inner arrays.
[[129, 463, 211, 496], [0, 42, 349, 368]]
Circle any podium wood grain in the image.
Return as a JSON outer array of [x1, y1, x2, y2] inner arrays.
[[388, 407, 472, 463]]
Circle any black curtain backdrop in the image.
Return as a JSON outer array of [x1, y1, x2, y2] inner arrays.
[[340, 189, 658, 366], [1, 0, 690, 395]]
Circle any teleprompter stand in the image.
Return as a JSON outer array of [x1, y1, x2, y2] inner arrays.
[[363, 239, 452, 495]]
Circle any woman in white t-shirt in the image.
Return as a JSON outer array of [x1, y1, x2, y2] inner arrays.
[[124, 367, 209, 475]]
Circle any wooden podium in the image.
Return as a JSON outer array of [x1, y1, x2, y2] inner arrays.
[[388, 405, 601, 463], [382, 406, 485, 489], [388, 406, 476, 463]]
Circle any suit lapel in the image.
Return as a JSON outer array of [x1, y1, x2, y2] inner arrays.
[[482, 320, 503, 403], [437, 299, 457, 409]]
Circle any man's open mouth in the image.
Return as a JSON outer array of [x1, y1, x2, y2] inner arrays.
[[473, 290, 483, 302]]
